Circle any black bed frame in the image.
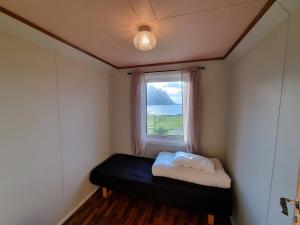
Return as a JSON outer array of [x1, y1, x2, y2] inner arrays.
[[90, 154, 233, 225]]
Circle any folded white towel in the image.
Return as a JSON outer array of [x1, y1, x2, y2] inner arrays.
[[173, 151, 215, 174], [152, 152, 231, 188]]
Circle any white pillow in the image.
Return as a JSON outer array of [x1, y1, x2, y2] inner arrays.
[[172, 151, 215, 174]]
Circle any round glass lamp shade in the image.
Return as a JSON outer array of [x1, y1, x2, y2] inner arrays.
[[133, 31, 156, 51]]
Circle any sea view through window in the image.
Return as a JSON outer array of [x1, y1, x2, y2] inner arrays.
[[146, 80, 183, 137]]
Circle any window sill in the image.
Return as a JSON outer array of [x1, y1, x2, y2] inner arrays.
[[145, 138, 186, 147]]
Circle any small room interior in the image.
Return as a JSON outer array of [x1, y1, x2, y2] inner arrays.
[[0, 1, 300, 225]]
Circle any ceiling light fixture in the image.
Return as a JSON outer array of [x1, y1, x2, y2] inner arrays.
[[134, 25, 156, 51]]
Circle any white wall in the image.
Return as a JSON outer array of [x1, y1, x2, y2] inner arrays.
[[0, 27, 113, 225], [111, 61, 229, 160], [267, 6, 300, 225], [56, 53, 112, 215], [225, 16, 289, 225], [0, 29, 63, 225]]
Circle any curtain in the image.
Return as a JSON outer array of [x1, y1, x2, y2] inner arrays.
[[182, 67, 201, 154], [130, 72, 146, 155]]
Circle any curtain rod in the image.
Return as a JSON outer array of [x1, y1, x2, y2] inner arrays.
[[127, 66, 205, 75]]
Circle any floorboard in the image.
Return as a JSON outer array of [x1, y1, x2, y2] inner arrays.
[[63, 190, 231, 225]]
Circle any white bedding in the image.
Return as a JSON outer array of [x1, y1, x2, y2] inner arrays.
[[173, 151, 215, 174], [152, 152, 231, 188]]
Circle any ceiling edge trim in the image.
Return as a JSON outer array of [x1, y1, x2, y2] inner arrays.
[[0, 0, 275, 69], [224, 0, 276, 58], [0, 6, 118, 69]]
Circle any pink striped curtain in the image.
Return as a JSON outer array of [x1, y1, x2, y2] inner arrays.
[[182, 67, 201, 154], [130, 72, 146, 155]]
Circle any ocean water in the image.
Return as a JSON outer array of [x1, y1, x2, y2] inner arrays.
[[147, 105, 182, 116]]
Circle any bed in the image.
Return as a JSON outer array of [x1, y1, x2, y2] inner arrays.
[[90, 154, 233, 225]]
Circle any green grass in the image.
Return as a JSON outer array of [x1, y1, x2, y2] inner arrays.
[[147, 114, 183, 136]]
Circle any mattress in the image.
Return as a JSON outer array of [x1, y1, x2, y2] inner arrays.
[[152, 152, 231, 188], [90, 153, 233, 216]]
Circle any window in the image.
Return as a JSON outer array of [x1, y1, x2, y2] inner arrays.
[[144, 72, 184, 144], [131, 68, 199, 154]]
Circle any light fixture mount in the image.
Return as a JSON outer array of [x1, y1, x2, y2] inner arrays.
[[134, 25, 156, 51], [138, 25, 151, 32]]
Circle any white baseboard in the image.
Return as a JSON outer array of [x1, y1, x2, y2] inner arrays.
[[56, 187, 99, 225]]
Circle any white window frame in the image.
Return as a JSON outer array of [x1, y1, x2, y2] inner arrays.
[[143, 71, 185, 146]]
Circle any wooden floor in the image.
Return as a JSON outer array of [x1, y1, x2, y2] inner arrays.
[[63, 190, 231, 225]]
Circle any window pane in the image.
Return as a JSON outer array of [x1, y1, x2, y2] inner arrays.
[[146, 81, 183, 137]]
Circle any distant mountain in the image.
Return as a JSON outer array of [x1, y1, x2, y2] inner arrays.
[[147, 85, 176, 105]]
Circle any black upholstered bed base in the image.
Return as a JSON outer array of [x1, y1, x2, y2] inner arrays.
[[90, 154, 233, 217]]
